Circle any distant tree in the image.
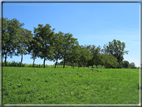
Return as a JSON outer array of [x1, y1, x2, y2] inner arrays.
[[16, 28, 33, 67], [86, 45, 101, 68], [78, 45, 92, 67], [2, 18, 24, 66], [100, 54, 118, 68], [34, 24, 55, 68], [68, 41, 81, 68], [26, 30, 41, 67], [61, 33, 78, 68], [28, 38, 38, 67], [57, 60, 72, 66], [129, 62, 136, 69], [52, 31, 64, 68], [122, 60, 129, 68], [103, 39, 128, 68]]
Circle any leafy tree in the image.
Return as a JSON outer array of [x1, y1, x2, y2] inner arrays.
[[86, 45, 101, 68], [122, 60, 129, 68], [67, 41, 81, 68], [2, 18, 24, 66], [100, 54, 118, 68], [52, 31, 64, 68], [34, 24, 55, 68], [78, 45, 92, 67], [27, 33, 41, 67], [103, 39, 128, 68], [129, 62, 136, 69], [61, 33, 78, 68], [16, 28, 33, 67]]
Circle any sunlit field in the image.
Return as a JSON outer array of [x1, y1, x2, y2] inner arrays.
[[3, 67, 139, 104]]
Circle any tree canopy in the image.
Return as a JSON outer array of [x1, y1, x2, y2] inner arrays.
[[2, 18, 131, 68], [103, 39, 128, 68], [2, 18, 24, 66], [33, 24, 55, 68]]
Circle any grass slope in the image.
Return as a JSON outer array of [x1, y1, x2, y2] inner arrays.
[[3, 67, 139, 104]]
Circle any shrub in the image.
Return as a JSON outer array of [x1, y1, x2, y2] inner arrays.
[[93, 65, 97, 68], [100, 54, 118, 68], [97, 65, 105, 68]]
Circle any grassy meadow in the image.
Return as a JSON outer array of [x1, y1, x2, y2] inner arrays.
[[3, 67, 139, 104]]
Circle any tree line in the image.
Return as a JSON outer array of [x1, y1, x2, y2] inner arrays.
[[2, 17, 136, 68]]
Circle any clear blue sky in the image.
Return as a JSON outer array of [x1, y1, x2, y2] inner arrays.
[[3, 2, 140, 67]]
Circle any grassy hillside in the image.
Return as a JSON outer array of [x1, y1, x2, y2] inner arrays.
[[3, 67, 139, 104]]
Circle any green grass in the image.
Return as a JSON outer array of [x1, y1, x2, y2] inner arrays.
[[3, 67, 139, 104]]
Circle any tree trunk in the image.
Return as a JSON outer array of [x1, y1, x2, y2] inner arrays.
[[63, 60, 65, 68], [20, 54, 23, 67], [55, 60, 57, 68], [78, 62, 80, 68], [33, 58, 35, 67], [43, 58, 45, 68], [5, 54, 7, 66]]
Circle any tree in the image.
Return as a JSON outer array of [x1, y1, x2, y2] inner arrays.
[[67, 41, 81, 68], [103, 39, 128, 68], [100, 54, 118, 68], [28, 35, 40, 67], [61, 33, 78, 68], [52, 31, 64, 68], [86, 45, 101, 68], [16, 28, 33, 67], [122, 60, 129, 68], [2, 18, 24, 66], [34, 24, 55, 68], [129, 62, 136, 69], [78, 45, 92, 67]]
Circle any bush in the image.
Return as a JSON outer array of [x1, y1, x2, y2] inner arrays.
[[122, 61, 129, 68], [97, 65, 105, 68], [100, 54, 118, 68], [93, 65, 97, 68], [129, 62, 136, 69]]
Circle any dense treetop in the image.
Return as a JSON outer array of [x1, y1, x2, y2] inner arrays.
[[2, 17, 135, 68]]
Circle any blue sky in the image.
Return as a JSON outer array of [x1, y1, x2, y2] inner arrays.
[[3, 2, 140, 67]]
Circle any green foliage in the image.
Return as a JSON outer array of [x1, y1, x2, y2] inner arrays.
[[34, 24, 55, 68], [103, 39, 128, 68], [86, 45, 101, 67], [2, 61, 25, 67], [129, 62, 136, 69], [2, 61, 75, 68], [97, 65, 105, 68], [52, 31, 64, 68], [100, 54, 118, 68], [17, 29, 33, 55], [67, 41, 81, 68], [16, 28, 33, 67], [122, 60, 129, 68], [28, 32, 41, 67], [61, 33, 79, 68], [2, 18, 130, 69], [2, 18, 24, 66], [78, 45, 92, 67]]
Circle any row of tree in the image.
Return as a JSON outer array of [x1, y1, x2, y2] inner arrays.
[[2, 18, 129, 68], [58, 60, 137, 68], [122, 61, 137, 69]]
